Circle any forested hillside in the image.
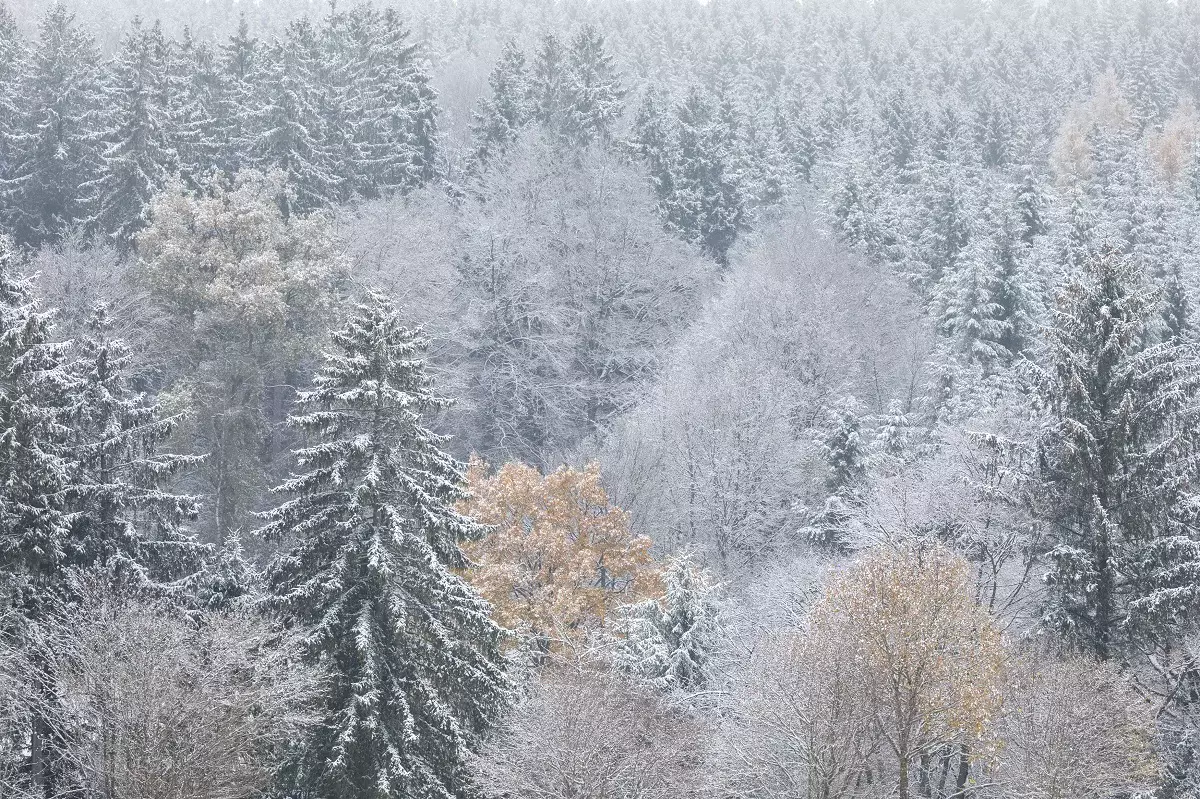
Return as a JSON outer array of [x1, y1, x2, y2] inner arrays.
[[2, 1, 1200, 798]]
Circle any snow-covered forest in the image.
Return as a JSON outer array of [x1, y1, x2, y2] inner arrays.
[[2, 0, 1200, 797]]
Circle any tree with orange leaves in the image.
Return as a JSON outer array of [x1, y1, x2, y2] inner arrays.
[[459, 458, 660, 647], [813, 544, 1006, 799]]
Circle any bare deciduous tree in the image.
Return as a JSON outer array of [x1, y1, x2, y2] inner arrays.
[[721, 627, 879, 799], [992, 653, 1158, 799], [9, 590, 321, 799], [474, 660, 703, 799]]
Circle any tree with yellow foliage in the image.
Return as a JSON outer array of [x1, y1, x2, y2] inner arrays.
[[811, 544, 1006, 799], [459, 458, 660, 647]]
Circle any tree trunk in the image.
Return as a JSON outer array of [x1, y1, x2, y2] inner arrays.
[[953, 743, 970, 798]]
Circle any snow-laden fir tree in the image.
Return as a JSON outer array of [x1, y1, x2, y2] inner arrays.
[[824, 398, 867, 495], [471, 40, 532, 166], [1034, 247, 1200, 660], [0, 5, 26, 187], [912, 153, 975, 295], [168, 29, 225, 188], [939, 188, 1036, 370], [613, 554, 720, 693], [217, 14, 258, 176], [384, 10, 440, 190], [86, 19, 175, 250], [530, 33, 568, 138], [259, 293, 509, 799], [64, 305, 208, 592], [0, 237, 75, 799], [342, 7, 439, 196], [633, 84, 676, 204], [668, 84, 751, 265], [0, 237, 73, 609], [247, 26, 335, 217], [561, 24, 624, 146], [2, 3, 104, 247]]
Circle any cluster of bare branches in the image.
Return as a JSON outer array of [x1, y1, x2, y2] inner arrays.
[[1, 587, 321, 799]]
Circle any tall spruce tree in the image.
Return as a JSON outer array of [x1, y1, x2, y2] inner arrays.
[[260, 294, 508, 799], [64, 305, 208, 591], [0, 238, 75, 799], [668, 84, 751, 265], [1034, 248, 1200, 660], [217, 13, 258, 175], [613, 555, 720, 693], [470, 40, 531, 166], [167, 28, 224, 188], [561, 24, 624, 146], [86, 19, 175, 250], [247, 27, 335, 217], [2, 3, 104, 247], [530, 33, 569, 138], [0, 4, 26, 208], [0, 239, 72, 612]]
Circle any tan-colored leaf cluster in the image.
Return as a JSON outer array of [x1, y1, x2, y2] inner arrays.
[[1149, 99, 1199, 185], [810, 544, 1006, 798], [459, 457, 660, 643], [723, 543, 1159, 799], [1051, 70, 1134, 186]]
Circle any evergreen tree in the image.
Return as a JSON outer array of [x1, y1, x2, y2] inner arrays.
[[1015, 162, 1047, 245], [217, 13, 258, 175], [613, 555, 720, 693], [169, 28, 224, 187], [0, 238, 75, 799], [384, 10, 440, 189], [529, 33, 568, 138], [0, 4, 26, 206], [2, 3, 104, 247], [63, 305, 208, 591], [939, 190, 1034, 369], [354, 8, 440, 195], [773, 94, 816, 183], [86, 19, 175, 250], [913, 154, 975, 294], [260, 294, 508, 799], [247, 26, 335, 217], [1034, 248, 1200, 660], [633, 84, 676, 205], [0, 239, 72, 612], [668, 85, 751, 265], [561, 24, 624, 146], [470, 40, 531, 166]]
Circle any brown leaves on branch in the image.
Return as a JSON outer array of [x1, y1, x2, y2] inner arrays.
[[722, 543, 1158, 799], [458, 457, 661, 646]]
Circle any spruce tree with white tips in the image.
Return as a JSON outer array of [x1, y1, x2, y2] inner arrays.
[[470, 40, 532, 166], [246, 27, 336, 218], [3, 3, 105, 248], [64, 304, 208, 592], [562, 24, 624, 146], [217, 13, 258, 175], [86, 18, 175, 250], [0, 238, 73, 612], [1033, 247, 1200, 661], [259, 293, 509, 799], [613, 554, 720, 693]]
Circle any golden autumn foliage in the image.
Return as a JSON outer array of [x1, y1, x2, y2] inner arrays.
[[811, 544, 1006, 799], [458, 458, 660, 644], [1150, 99, 1199, 185], [1051, 70, 1134, 187]]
